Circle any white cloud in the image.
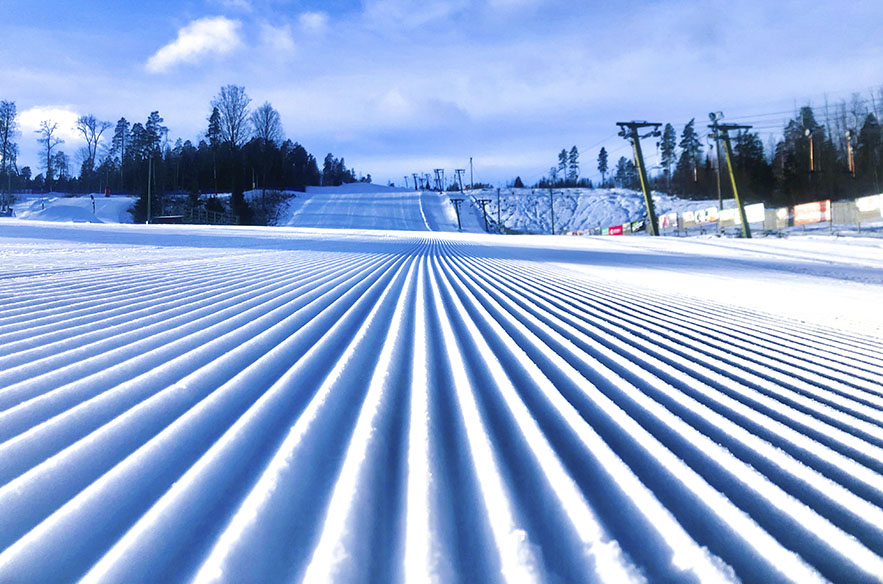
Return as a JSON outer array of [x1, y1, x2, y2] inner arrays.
[[18, 106, 81, 143], [299, 11, 329, 34], [260, 23, 296, 53], [146, 16, 242, 74]]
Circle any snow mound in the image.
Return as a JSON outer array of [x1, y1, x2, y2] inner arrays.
[[10, 194, 136, 224]]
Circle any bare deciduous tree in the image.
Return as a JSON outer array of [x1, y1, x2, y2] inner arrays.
[[250, 102, 283, 145], [76, 114, 112, 172], [250, 101, 283, 208], [211, 85, 251, 148], [36, 120, 64, 189], [0, 101, 18, 176], [0, 101, 18, 201]]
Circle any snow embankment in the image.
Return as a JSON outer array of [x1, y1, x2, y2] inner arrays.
[[459, 187, 736, 234], [10, 194, 136, 224]]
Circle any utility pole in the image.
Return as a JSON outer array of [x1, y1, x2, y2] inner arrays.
[[548, 186, 555, 235], [496, 187, 501, 228], [709, 112, 724, 212], [455, 169, 466, 192], [477, 198, 491, 232], [147, 156, 152, 224], [404, 176, 409, 189], [617, 121, 661, 236], [451, 198, 463, 231], [709, 121, 754, 238], [469, 157, 474, 190]]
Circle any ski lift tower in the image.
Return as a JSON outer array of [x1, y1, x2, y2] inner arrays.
[[708, 120, 754, 238], [617, 121, 661, 236]]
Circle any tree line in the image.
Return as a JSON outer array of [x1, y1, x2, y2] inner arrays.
[[0, 86, 368, 223], [531, 93, 883, 207], [611, 101, 881, 206]]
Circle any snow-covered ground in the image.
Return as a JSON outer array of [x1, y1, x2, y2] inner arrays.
[[1, 216, 882, 583]]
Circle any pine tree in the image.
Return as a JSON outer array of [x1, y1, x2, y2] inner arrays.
[[129, 123, 147, 162], [567, 146, 579, 184], [659, 123, 676, 192], [733, 131, 774, 201], [597, 147, 608, 186], [776, 106, 826, 203], [323, 153, 334, 186], [110, 118, 130, 190], [857, 113, 881, 193], [614, 156, 638, 189], [206, 107, 221, 196], [557, 149, 568, 185], [674, 118, 703, 196], [145, 111, 167, 155]]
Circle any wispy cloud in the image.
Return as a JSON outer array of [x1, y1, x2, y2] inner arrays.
[[259, 22, 296, 53], [299, 11, 329, 34], [215, 0, 252, 11], [146, 16, 242, 74], [362, 0, 469, 28]]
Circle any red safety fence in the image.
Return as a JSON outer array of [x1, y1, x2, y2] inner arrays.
[[793, 200, 831, 226]]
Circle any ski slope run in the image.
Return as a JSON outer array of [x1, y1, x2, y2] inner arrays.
[[1, 223, 883, 583], [277, 185, 465, 231]]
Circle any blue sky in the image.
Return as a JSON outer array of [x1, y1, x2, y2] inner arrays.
[[2, 0, 882, 186]]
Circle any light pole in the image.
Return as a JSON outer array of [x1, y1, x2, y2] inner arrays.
[[709, 112, 724, 213], [805, 128, 815, 173], [146, 156, 152, 224]]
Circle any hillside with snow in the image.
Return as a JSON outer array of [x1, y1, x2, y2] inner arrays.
[[4, 186, 743, 237], [457, 187, 736, 235], [271, 184, 733, 235]]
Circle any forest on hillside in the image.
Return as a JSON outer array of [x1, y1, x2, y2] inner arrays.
[[535, 90, 883, 208], [0, 85, 366, 223]]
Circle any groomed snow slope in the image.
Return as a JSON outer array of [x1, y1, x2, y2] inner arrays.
[[1, 221, 883, 583], [277, 185, 465, 231]]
